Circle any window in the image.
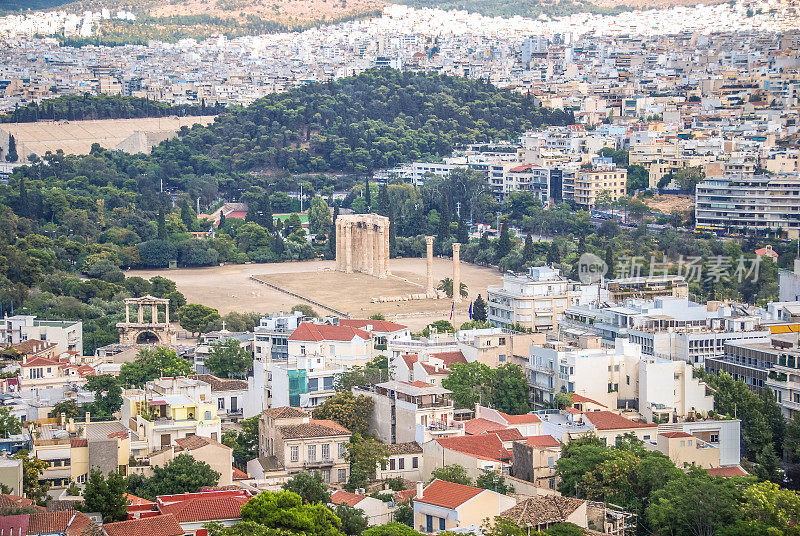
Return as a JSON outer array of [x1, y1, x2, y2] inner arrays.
[[399, 457, 405, 470], [389, 458, 396, 470], [322, 444, 330, 460], [308, 378, 319, 391], [300, 345, 306, 355], [426, 515, 433, 533], [290, 446, 299, 462], [680, 441, 685, 447], [308, 445, 317, 461], [338, 468, 347, 482], [548, 456, 554, 468], [323, 377, 334, 390], [218, 398, 225, 410], [439, 518, 446, 531], [412, 457, 419, 469], [643, 435, 651, 440], [329, 344, 335, 355], [205, 411, 212, 420], [499, 354, 506, 362], [322, 469, 331, 483], [339, 442, 347, 458], [710, 434, 719, 443]]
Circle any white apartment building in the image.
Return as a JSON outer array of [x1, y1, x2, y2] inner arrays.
[[487, 266, 582, 332], [563, 297, 770, 365], [528, 338, 714, 421], [270, 355, 345, 410], [1, 315, 82, 355], [353, 380, 465, 445], [287, 322, 374, 367], [695, 173, 800, 238]]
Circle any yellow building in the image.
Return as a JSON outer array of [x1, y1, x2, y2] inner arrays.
[[413, 479, 516, 533], [564, 164, 627, 207]]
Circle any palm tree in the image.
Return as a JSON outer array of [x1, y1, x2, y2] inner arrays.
[[438, 277, 468, 299]]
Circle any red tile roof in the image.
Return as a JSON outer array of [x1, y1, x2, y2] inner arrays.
[[289, 322, 370, 342], [26, 510, 95, 536], [499, 412, 541, 425], [339, 319, 407, 333], [125, 493, 155, 506], [420, 363, 449, 375], [417, 480, 485, 510], [401, 354, 418, 371], [0, 494, 35, 510], [331, 490, 366, 507], [436, 434, 512, 463], [660, 432, 693, 439], [706, 466, 748, 478], [232, 467, 249, 480], [509, 164, 533, 173], [70, 439, 88, 448], [465, 418, 508, 436], [159, 495, 247, 523], [570, 394, 607, 408], [492, 428, 524, 441], [583, 411, 657, 431], [13, 340, 56, 357], [175, 435, 231, 452], [405, 381, 433, 388], [103, 514, 184, 536], [429, 351, 467, 365], [525, 435, 561, 448], [395, 488, 417, 503], [20, 355, 60, 368], [263, 406, 307, 419]]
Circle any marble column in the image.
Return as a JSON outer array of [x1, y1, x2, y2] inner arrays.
[[151, 303, 158, 323], [425, 236, 435, 296], [125, 303, 130, 324], [345, 223, 353, 273], [452, 242, 462, 303], [137, 304, 144, 323]]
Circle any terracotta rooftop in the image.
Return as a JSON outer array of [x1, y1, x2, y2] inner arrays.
[[289, 322, 370, 342], [103, 514, 184, 536], [583, 411, 657, 431], [502, 496, 586, 527], [436, 434, 512, 463], [401, 354, 418, 371], [498, 411, 541, 425], [0, 494, 36, 510], [13, 339, 56, 357], [26, 510, 96, 536], [570, 393, 607, 408], [339, 319, 407, 333], [417, 479, 485, 510], [387, 442, 423, 455], [175, 435, 231, 452], [159, 495, 248, 523], [660, 432, 694, 439], [428, 351, 467, 365], [125, 493, 154, 506], [331, 490, 366, 507], [492, 428, 524, 441], [191, 374, 249, 392], [706, 466, 749, 478], [464, 418, 509, 436], [524, 435, 561, 448], [279, 419, 351, 439], [263, 406, 308, 419]]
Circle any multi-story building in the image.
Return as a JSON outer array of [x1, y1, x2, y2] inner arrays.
[[528, 338, 714, 421], [253, 312, 306, 362], [695, 173, 800, 238], [288, 322, 374, 367], [413, 479, 516, 534], [254, 406, 351, 484], [487, 266, 582, 332], [605, 275, 689, 302], [18, 352, 95, 397], [191, 374, 248, 423], [120, 377, 222, 451], [353, 380, 464, 445], [270, 355, 344, 410], [1, 315, 83, 355], [563, 159, 627, 207]]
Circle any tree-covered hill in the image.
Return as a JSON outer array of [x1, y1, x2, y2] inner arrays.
[[153, 69, 572, 176]]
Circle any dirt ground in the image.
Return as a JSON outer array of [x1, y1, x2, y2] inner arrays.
[[150, 0, 383, 25], [642, 193, 694, 215], [127, 258, 503, 331]]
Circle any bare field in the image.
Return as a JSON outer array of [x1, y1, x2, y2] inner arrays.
[[126, 257, 503, 331], [150, 0, 384, 25], [643, 193, 694, 215]]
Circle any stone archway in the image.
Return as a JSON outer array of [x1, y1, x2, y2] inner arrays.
[[135, 330, 160, 344], [117, 296, 177, 345]]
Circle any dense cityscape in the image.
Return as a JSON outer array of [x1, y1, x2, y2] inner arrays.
[[0, 0, 799, 535]]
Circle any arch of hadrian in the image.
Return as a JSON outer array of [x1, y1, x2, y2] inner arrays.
[[335, 214, 390, 279], [117, 296, 177, 345]]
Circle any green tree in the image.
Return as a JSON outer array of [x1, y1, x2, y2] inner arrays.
[[6, 134, 18, 163], [393, 502, 414, 527], [496, 224, 513, 260], [645, 467, 749, 536], [492, 364, 531, 415], [49, 399, 82, 420], [739, 481, 800, 533], [546, 241, 560, 265], [291, 304, 318, 318], [626, 165, 649, 193], [553, 392, 573, 410], [239, 490, 343, 536], [362, 522, 422, 536], [205, 338, 252, 379], [179, 303, 221, 336], [13, 450, 49, 504], [522, 233, 535, 263], [80, 469, 128, 522], [149, 275, 177, 297], [472, 294, 487, 323], [476, 470, 513, 495], [443, 362, 494, 409], [119, 347, 192, 388], [437, 277, 468, 299], [545, 523, 585, 536], [312, 391, 374, 436], [309, 197, 333, 236], [0, 407, 22, 438], [345, 434, 389, 491], [334, 504, 369, 536], [127, 453, 219, 500], [84, 375, 123, 417], [430, 465, 472, 486], [555, 435, 609, 497], [785, 412, 800, 464], [282, 471, 330, 504], [221, 415, 259, 466]]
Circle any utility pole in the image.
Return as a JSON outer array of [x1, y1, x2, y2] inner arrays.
[[300, 183, 303, 213]]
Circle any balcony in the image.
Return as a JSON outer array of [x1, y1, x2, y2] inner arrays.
[[427, 420, 463, 435], [304, 459, 335, 468]]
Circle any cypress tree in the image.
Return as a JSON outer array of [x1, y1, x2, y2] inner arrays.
[[364, 176, 371, 209], [523, 233, 534, 263], [6, 134, 18, 162], [329, 205, 339, 256], [473, 294, 487, 323]]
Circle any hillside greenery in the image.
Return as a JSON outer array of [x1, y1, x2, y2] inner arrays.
[[1, 95, 223, 123]]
